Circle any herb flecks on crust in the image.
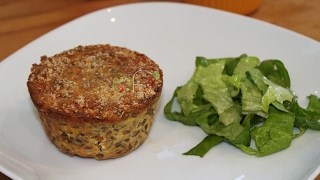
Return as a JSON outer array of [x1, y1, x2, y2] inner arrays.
[[27, 44, 163, 122]]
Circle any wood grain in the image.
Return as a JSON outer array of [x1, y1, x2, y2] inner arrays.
[[251, 0, 320, 42], [0, 0, 319, 179], [0, 0, 319, 61]]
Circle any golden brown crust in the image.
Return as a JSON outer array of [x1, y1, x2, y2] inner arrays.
[[26, 44, 163, 159], [27, 44, 163, 123]]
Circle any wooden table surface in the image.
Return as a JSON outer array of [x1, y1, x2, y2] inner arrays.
[[0, 0, 319, 179]]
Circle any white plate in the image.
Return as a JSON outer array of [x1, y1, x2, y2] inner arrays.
[[1, 2, 320, 180]]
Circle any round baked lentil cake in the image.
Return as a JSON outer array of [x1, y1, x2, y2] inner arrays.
[[27, 44, 163, 160]]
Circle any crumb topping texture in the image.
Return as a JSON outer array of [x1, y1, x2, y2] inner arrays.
[[27, 44, 163, 122]]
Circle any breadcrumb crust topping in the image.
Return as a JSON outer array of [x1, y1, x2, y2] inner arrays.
[[27, 44, 163, 122]]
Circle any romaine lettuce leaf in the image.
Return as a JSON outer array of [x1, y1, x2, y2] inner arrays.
[[164, 87, 215, 126], [291, 95, 320, 130], [261, 77, 294, 112], [233, 56, 260, 75], [163, 54, 320, 158], [240, 77, 267, 117], [248, 68, 294, 113], [195, 111, 244, 141], [183, 134, 223, 158], [307, 94, 320, 113], [258, 60, 291, 88], [177, 78, 199, 116], [251, 107, 294, 156], [194, 60, 234, 115]]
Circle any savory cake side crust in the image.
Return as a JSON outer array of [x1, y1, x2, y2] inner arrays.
[[27, 44, 163, 159]]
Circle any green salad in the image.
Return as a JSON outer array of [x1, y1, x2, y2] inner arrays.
[[164, 54, 320, 157]]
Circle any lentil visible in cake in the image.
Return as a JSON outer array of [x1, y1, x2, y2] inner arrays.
[[27, 44, 163, 159]]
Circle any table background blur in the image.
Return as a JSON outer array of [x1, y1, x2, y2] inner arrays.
[[0, 0, 320, 179]]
